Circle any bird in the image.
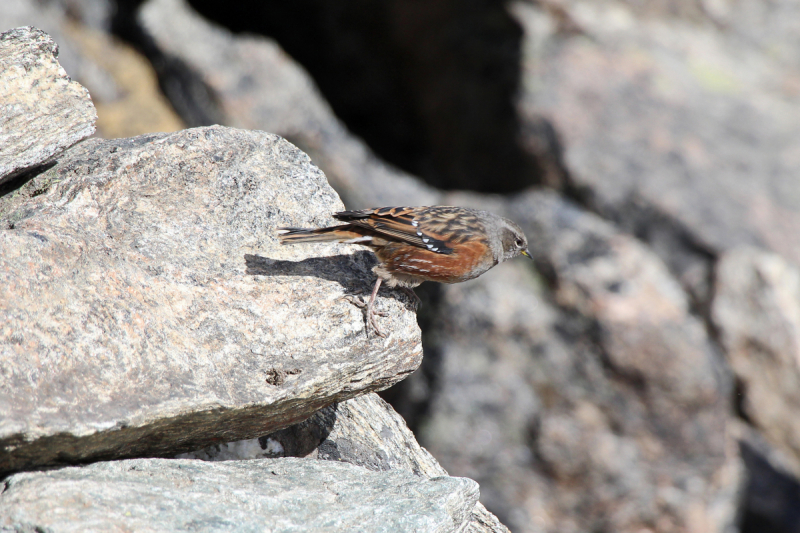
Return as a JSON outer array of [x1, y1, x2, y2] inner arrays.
[[277, 206, 532, 337]]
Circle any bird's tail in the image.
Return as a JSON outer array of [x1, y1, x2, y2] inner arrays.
[[277, 226, 364, 245]]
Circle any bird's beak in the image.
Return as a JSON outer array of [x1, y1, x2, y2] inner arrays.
[[521, 249, 533, 260]]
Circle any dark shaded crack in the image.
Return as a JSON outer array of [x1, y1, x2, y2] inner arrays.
[[0, 161, 57, 200]]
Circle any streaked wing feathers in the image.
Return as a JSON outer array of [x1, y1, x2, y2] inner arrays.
[[332, 206, 486, 255]]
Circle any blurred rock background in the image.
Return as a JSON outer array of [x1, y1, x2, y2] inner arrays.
[[4, 0, 800, 531]]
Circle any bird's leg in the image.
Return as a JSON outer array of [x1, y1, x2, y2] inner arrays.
[[366, 277, 386, 338], [341, 278, 388, 337]]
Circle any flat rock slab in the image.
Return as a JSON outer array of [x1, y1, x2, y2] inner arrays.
[[0, 126, 421, 476], [0, 457, 479, 532], [0, 26, 96, 185]]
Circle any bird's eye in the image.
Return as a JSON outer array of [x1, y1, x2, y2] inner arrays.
[[515, 238, 524, 248]]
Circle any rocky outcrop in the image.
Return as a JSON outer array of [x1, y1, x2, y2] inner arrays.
[[511, 2, 800, 528], [0, 125, 421, 476], [111, 2, 749, 531], [0, 27, 96, 185], [0, 26, 504, 532], [9, 0, 800, 529]]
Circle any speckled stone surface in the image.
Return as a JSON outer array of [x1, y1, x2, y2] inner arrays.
[[0, 126, 421, 475], [0, 457, 478, 532]]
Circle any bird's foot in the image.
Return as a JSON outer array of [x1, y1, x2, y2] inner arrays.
[[341, 294, 388, 337], [341, 294, 388, 316], [341, 293, 365, 308]]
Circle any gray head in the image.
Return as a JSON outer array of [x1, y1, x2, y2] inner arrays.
[[482, 211, 531, 264]]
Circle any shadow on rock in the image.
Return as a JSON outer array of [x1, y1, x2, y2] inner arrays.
[[245, 251, 375, 290], [244, 251, 415, 310]]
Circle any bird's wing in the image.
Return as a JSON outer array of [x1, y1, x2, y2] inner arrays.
[[333, 206, 483, 255]]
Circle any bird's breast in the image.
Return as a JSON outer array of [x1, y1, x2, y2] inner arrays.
[[376, 240, 492, 284]]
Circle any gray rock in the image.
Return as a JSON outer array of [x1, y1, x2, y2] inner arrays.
[[183, 393, 510, 533], [137, 0, 439, 208], [315, 393, 451, 476], [463, 506, 513, 533], [513, 0, 800, 300], [310, 394, 510, 533], [414, 189, 742, 533], [0, 457, 479, 532], [0, 126, 421, 476], [0, 26, 96, 185], [713, 247, 800, 474]]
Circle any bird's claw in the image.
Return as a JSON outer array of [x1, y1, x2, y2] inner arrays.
[[341, 295, 388, 316], [341, 294, 388, 337], [341, 294, 366, 308], [368, 312, 387, 338]]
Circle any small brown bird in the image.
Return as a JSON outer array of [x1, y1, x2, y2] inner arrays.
[[278, 206, 532, 337]]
